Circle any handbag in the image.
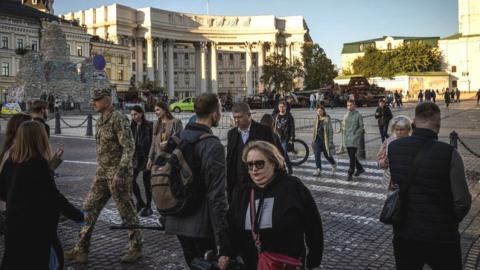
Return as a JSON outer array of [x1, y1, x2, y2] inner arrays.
[[249, 189, 303, 270], [379, 140, 434, 225]]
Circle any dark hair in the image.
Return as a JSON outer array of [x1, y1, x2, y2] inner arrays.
[[1, 113, 32, 160], [154, 101, 173, 120], [260, 114, 274, 129], [31, 100, 48, 113], [315, 104, 327, 116], [347, 99, 355, 104], [131, 105, 146, 122], [232, 102, 250, 114], [415, 102, 441, 121], [278, 100, 287, 107], [194, 93, 220, 118]]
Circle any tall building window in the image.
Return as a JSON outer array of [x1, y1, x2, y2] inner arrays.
[[77, 46, 83, 56], [119, 56, 124, 65], [143, 63, 146, 71], [118, 70, 124, 81], [218, 53, 223, 62], [1, 62, 9, 76], [1, 37, 8, 49], [184, 53, 189, 66], [132, 51, 136, 59], [142, 40, 146, 49], [229, 72, 235, 85], [16, 38, 24, 49], [66, 44, 70, 55], [452, 66, 457, 73], [132, 63, 136, 71], [132, 39, 136, 46], [31, 40, 38, 51], [185, 72, 190, 86], [174, 72, 178, 86]]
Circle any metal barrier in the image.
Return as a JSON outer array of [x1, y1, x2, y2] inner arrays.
[[450, 131, 480, 158]]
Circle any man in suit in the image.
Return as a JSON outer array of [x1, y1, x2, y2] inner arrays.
[[226, 102, 280, 202]]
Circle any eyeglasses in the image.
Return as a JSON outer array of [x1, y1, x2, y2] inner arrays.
[[246, 160, 266, 171]]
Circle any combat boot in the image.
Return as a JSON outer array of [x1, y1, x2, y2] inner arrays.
[[64, 248, 88, 264], [120, 248, 143, 263]]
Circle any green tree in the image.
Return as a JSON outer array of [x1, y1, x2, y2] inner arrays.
[[302, 43, 338, 89], [261, 53, 303, 94], [351, 41, 443, 78]]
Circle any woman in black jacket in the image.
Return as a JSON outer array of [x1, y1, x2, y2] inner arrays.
[[130, 105, 154, 217], [0, 121, 84, 270], [228, 141, 323, 269]]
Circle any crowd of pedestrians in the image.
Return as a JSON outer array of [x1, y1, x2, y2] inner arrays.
[[0, 86, 474, 270]]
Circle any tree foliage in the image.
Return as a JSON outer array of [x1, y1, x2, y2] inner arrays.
[[261, 53, 303, 94], [351, 41, 443, 78], [302, 43, 338, 89]]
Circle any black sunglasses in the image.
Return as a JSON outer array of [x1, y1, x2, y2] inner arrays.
[[246, 160, 266, 171]]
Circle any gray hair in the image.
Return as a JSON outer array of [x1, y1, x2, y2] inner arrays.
[[232, 102, 251, 114], [390, 115, 412, 133]]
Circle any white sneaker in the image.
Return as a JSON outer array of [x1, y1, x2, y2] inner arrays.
[[313, 169, 321, 176], [331, 164, 337, 174]]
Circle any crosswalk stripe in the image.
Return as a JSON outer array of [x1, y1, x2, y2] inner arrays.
[[299, 160, 384, 174], [294, 166, 384, 181], [306, 184, 387, 200], [300, 175, 385, 190]]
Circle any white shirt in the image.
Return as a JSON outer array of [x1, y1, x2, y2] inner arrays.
[[238, 123, 251, 144]]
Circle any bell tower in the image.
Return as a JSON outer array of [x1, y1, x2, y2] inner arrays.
[[459, 0, 480, 35]]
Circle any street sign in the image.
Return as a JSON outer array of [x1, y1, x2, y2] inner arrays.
[[93, 55, 106, 71]]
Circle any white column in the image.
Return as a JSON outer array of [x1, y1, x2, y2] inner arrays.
[[245, 43, 253, 96], [195, 43, 201, 95], [200, 42, 207, 93], [258, 43, 264, 92], [146, 37, 154, 82], [156, 39, 165, 87], [167, 40, 175, 98], [210, 42, 218, 94], [136, 39, 143, 81]]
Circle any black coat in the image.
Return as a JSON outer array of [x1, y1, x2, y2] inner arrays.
[[0, 157, 83, 270], [228, 172, 324, 269], [226, 121, 282, 199], [130, 119, 153, 170], [374, 105, 393, 126]]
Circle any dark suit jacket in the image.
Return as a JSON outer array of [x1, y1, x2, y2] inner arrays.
[[226, 120, 282, 200]]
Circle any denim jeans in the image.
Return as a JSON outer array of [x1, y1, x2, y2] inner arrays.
[[313, 137, 336, 170], [379, 123, 389, 142], [281, 140, 293, 174]]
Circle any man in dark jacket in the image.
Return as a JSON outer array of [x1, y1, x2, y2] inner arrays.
[[388, 102, 471, 270], [374, 98, 393, 142], [227, 102, 280, 202], [274, 100, 295, 174], [31, 99, 50, 137], [165, 93, 231, 270]]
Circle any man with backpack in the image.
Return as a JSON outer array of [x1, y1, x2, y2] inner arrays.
[[161, 93, 231, 269]]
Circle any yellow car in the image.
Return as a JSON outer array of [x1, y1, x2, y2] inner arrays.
[[169, 97, 195, 113], [1, 103, 22, 115]]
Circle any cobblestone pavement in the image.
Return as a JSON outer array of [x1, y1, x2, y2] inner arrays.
[[0, 100, 479, 269]]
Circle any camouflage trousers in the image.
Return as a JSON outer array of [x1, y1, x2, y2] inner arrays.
[[74, 168, 142, 253]]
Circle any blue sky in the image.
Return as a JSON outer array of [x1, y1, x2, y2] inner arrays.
[[55, 0, 459, 67]]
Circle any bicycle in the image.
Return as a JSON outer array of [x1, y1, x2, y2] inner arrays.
[[287, 138, 309, 166]]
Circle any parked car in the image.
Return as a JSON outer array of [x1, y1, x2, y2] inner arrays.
[[169, 97, 195, 113]]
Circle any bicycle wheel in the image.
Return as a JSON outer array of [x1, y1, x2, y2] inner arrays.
[[287, 139, 309, 166]]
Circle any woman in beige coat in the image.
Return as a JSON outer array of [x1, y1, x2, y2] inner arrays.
[[147, 101, 183, 169]]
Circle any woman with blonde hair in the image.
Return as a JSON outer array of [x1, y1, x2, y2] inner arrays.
[[0, 121, 84, 270], [376, 115, 412, 190], [228, 141, 323, 269]]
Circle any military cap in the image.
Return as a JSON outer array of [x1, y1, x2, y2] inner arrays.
[[92, 87, 112, 100]]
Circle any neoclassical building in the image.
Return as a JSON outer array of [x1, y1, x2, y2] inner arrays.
[[439, 0, 480, 92], [62, 4, 312, 98]]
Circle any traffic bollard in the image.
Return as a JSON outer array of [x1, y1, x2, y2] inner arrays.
[[54, 111, 61, 135], [449, 131, 458, 149], [86, 114, 93, 137], [358, 130, 366, 159]]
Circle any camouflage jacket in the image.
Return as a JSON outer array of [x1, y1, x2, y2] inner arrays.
[[95, 109, 134, 178]]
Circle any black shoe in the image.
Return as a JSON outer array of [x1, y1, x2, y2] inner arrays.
[[139, 207, 153, 217], [136, 203, 145, 213], [354, 169, 365, 177], [347, 174, 353, 181]]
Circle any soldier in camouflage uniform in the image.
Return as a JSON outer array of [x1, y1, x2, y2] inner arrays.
[[65, 87, 143, 264]]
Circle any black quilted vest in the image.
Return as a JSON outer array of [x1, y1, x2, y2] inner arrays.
[[388, 128, 458, 243]]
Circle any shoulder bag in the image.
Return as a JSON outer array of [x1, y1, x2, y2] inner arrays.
[[249, 189, 303, 270]]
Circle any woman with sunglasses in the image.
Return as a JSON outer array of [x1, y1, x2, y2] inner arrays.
[[228, 141, 324, 269]]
